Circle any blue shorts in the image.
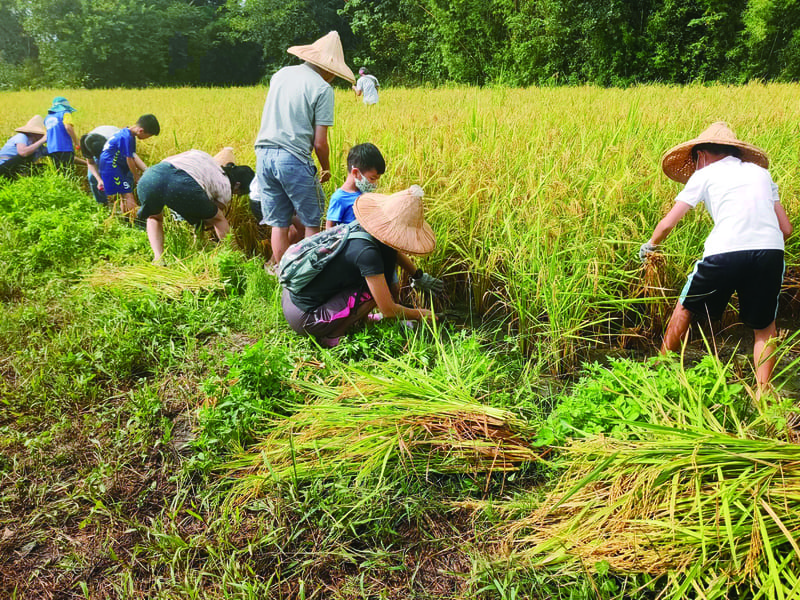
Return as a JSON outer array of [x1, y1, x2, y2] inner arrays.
[[680, 249, 785, 330], [256, 147, 325, 228], [99, 165, 134, 195]]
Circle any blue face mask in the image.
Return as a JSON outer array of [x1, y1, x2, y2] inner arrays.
[[355, 170, 378, 194]]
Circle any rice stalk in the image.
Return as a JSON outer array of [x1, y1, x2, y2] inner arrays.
[[225, 342, 541, 501], [86, 256, 224, 297], [502, 428, 800, 599]]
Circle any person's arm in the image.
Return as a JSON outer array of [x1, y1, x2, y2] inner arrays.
[[648, 201, 692, 246], [774, 201, 793, 240], [15, 136, 47, 157], [87, 160, 104, 189], [127, 153, 148, 181], [66, 123, 79, 148], [313, 125, 330, 183], [396, 252, 417, 275], [364, 274, 432, 321], [325, 219, 338, 230]]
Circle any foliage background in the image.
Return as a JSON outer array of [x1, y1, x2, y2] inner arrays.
[[4, 0, 800, 88]]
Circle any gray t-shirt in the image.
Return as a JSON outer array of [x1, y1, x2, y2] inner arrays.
[[254, 63, 335, 164]]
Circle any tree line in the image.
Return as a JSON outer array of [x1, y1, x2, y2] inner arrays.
[[2, 0, 800, 89]]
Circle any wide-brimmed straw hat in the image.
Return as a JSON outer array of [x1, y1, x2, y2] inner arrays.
[[213, 147, 236, 167], [15, 115, 46, 136], [48, 96, 76, 113], [354, 185, 436, 256], [287, 31, 355, 85], [661, 121, 769, 183]]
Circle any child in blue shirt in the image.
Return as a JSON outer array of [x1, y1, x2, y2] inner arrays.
[[324, 143, 444, 297], [98, 114, 160, 214], [325, 143, 385, 229], [44, 96, 80, 171]]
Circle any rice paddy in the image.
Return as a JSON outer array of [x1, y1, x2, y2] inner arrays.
[[3, 84, 800, 598]]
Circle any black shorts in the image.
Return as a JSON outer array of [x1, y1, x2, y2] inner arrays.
[[679, 249, 784, 330], [136, 162, 217, 226]]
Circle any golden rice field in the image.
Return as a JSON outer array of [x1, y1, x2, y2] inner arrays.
[[3, 84, 799, 372]]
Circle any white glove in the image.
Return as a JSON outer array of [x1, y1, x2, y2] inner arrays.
[[638, 242, 660, 263]]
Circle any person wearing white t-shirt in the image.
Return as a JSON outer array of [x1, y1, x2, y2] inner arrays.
[[353, 67, 379, 105], [640, 122, 792, 389]]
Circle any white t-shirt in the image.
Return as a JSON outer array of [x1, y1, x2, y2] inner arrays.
[[675, 155, 784, 257], [356, 75, 379, 105], [90, 125, 120, 139]]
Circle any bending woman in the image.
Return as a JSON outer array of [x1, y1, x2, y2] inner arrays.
[[282, 186, 436, 346], [0, 116, 48, 179]]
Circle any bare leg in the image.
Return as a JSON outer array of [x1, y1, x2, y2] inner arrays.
[[271, 226, 290, 263], [206, 209, 230, 242], [303, 225, 320, 239], [661, 302, 693, 353], [754, 321, 777, 389], [121, 192, 137, 214], [146, 212, 165, 261]]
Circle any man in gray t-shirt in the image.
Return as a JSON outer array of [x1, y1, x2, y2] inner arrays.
[[254, 31, 355, 263]]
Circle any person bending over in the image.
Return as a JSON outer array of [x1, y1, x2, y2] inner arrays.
[[640, 122, 792, 390], [98, 114, 160, 214], [0, 115, 47, 179], [80, 126, 120, 204], [137, 148, 254, 262]]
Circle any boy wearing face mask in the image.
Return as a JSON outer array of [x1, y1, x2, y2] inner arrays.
[[324, 142, 444, 297], [325, 143, 385, 229]]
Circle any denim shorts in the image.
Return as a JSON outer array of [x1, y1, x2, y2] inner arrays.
[[256, 147, 326, 228]]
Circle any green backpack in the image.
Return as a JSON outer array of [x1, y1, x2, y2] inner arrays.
[[277, 222, 374, 294]]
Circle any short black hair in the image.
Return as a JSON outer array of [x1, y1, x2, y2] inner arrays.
[[347, 143, 385, 175], [79, 134, 91, 159], [136, 114, 160, 136], [223, 165, 255, 193], [691, 143, 741, 162], [82, 133, 107, 159]]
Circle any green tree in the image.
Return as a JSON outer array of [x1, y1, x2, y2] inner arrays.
[[737, 0, 800, 80], [645, 0, 748, 83], [340, 0, 446, 84], [224, 0, 353, 78]]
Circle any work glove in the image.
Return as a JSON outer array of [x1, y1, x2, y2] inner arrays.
[[411, 271, 444, 294], [638, 242, 660, 263]]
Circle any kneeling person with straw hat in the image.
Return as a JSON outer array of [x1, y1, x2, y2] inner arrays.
[[254, 31, 355, 264], [0, 115, 48, 179], [137, 147, 254, 262], [282, 186, 436, 347], [640, 122, 793, 389]]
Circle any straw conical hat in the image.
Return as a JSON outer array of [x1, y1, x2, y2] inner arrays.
[[287, 31, 355, 85], [213, 147, 235, 167], [662, 121, 769, 183], [15, 115, 45, 136], [354, 185, 436, 256]]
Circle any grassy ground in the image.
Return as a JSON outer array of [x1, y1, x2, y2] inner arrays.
[[3, 85, 800, 598]]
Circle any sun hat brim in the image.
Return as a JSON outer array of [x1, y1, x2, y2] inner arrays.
[[15, 115, 46, 136], [661, 123, 769, 184], [354, 190, 436, 256], [287, 31, 355, 85], [213, 147, 236, 168]]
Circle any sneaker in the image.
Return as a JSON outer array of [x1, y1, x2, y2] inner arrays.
[[367, 312, 384, 322]]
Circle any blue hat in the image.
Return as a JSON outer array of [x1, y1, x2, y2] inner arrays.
[[48, 96, 76, 113]]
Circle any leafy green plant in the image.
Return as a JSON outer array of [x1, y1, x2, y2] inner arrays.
[[194, 340, 300, 467], [536, 354, 750, 446]]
